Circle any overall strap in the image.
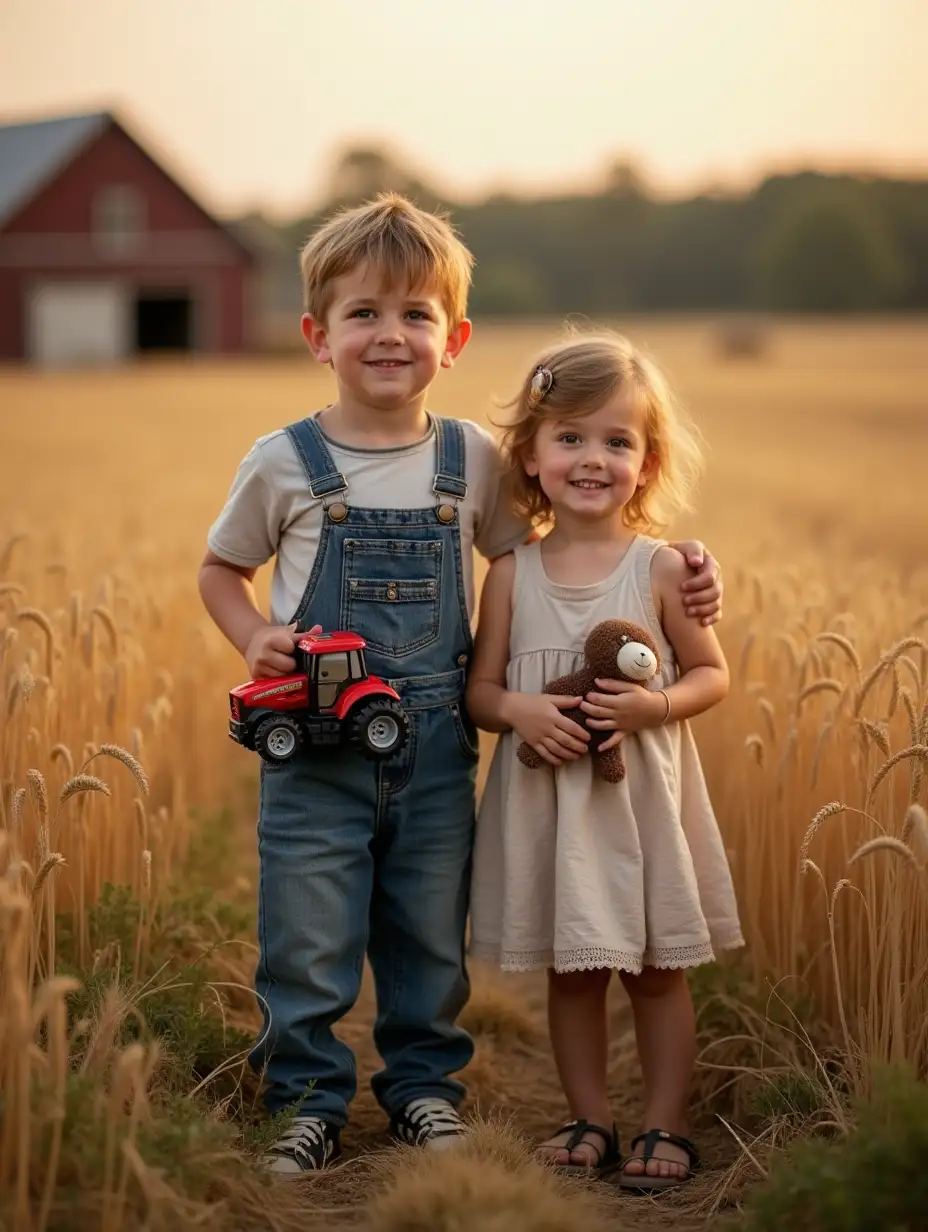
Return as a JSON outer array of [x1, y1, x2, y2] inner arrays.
[[432, 417, 468, 501], [284, 416, 348, 500]]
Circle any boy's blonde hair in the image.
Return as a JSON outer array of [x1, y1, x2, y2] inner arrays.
[[499, 331, 704, 534], [300, 193, 474, 327]]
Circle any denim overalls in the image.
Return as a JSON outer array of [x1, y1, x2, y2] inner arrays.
[[250, 413, 480, 1125]]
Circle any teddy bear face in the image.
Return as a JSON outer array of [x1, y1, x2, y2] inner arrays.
[[584, 619, 661, 681], [616, 638, 658, 681]]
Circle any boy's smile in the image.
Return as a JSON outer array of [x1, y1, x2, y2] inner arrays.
[[301, 264, 471, 424]]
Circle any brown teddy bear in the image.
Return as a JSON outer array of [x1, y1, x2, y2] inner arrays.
[[517, 619, 662, 783]]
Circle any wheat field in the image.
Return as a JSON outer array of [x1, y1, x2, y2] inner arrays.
[[1, 318, 926, 1230]]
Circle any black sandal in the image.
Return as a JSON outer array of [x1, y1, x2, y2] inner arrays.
[[537, 1118, 621, 1177], [619, 1128, 700, 1192]]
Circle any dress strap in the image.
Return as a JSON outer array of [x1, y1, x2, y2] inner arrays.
[[633, 536, 668, 649], [510, 541, 540, 617], [284, 416, 349, 521]]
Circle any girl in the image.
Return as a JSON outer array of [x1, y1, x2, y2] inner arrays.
[[466, 333, 743, 1192]]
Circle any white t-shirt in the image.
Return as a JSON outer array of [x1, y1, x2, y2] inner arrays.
[[208, 416, 530, 627]]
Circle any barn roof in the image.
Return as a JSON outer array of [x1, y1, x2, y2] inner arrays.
[[0, 111, 109, 228]]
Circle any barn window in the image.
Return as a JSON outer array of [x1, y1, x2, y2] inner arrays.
[[94, 185, 145, 256]]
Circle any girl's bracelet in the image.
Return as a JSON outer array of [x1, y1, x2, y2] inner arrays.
[[656, 689, 672, 725]]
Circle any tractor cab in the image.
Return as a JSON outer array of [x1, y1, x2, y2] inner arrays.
[[229, 629, 408, 765], [297, 631, 369, 712]]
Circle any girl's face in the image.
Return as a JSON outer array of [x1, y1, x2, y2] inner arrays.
[[523, 393, 657, 523]]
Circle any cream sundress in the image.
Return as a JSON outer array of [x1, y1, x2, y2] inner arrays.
[[469, 536, 744, 974]]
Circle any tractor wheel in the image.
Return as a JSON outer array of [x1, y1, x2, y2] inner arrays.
[[348, 699, 409, 761], [254, 714, 303, 764]]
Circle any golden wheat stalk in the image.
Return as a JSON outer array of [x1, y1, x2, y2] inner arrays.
[[738, 629, 756, 679], [58, 774, 112, 806], [887, 665, 901, 718], [896, 654, 922, 694], [776, 632, 801, 669], [50, 744, 74, 776], [902, 804, 928, 855], [758, 697, 777, 743], [853, 657, 891, 716], [26, 768, 49, 823], [797, 678, 844, 708], [20, 664, 35, 704], [848, 836, 922, 873], [811, 719, 837, 788], [814, 631, 861, 673], [0, 531, 27, 576], [16, 607, 56, 680], [31, 853, 66, 901], [89, 744, 150, 796], [856, 718, 890, 756], [900, 688, 919, 748], [68, 591, 82, 641], [866, 745, 928, 807], [90, 605, 118, 652], [751, 574, 764, 613], [799, 802, 846, 863], [745, 734, 765, 767], [10, 787, 26, 832], [885, 636, 928, 663]]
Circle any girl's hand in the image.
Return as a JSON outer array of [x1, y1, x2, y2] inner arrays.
[[580, 680, 667, 751], [504, 692, 591, 766]]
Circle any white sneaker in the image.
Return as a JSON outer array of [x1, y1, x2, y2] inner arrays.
[[390, 1098, 467, 1152], [261, 1115, 341, 1173]]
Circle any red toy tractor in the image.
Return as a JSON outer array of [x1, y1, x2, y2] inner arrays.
[[228, 631, 409, 765]]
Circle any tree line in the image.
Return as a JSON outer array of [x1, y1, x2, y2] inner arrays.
[[241, 149, 928, 317]]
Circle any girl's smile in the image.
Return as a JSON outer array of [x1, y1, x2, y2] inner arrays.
[[524, 396, 657, 523]]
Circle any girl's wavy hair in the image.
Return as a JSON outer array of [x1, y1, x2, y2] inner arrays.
[[497, 331, 704, 533]]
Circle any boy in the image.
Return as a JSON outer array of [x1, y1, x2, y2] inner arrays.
[[198, 193, 722, 1173]]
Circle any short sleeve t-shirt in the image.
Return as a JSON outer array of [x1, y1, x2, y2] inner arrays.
[[207, 415, 530, 627]]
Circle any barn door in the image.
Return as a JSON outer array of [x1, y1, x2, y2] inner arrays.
[[27, 281, 130, 367]]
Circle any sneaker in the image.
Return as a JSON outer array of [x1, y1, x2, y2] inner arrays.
[[390, 1098, 467, 1152], [261, 1116, 341, 1174]]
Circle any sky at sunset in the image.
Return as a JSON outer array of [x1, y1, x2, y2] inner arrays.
[[1, 0, 925, 219]]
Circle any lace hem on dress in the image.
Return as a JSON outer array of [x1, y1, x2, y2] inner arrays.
[[471, 935, 744, 974]]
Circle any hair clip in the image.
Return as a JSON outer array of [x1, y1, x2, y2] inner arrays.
[[528, 366, 553, 407]]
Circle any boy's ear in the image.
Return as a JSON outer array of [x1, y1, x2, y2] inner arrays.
[[301, 314, 332, 364], [440, 318, 472, 369]]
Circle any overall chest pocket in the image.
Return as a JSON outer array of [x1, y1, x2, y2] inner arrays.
[[341, 538, 443, 657]]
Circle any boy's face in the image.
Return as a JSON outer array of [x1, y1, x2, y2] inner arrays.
[[301, 264, 471, 413]]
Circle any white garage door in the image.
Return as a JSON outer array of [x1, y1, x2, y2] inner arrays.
[[27, 281, 130, 368]]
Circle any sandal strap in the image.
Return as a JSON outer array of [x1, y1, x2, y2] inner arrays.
[[629, 1129, 700, 1171], [559, 1119, 619, 1161]]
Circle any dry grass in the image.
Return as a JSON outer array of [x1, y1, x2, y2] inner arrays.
[[1, 318, 926, 1228]]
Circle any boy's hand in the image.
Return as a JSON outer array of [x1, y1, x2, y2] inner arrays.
[[580, 681, 666, 750], [245, 622, 321, 678], [504, 692, 590, 767], [668, 540, 723, 626]]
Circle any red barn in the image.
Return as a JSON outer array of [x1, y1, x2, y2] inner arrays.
[[0, 110, 255, 366]]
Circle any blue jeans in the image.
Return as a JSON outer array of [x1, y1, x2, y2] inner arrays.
[[251, 696, 478, 1124]]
